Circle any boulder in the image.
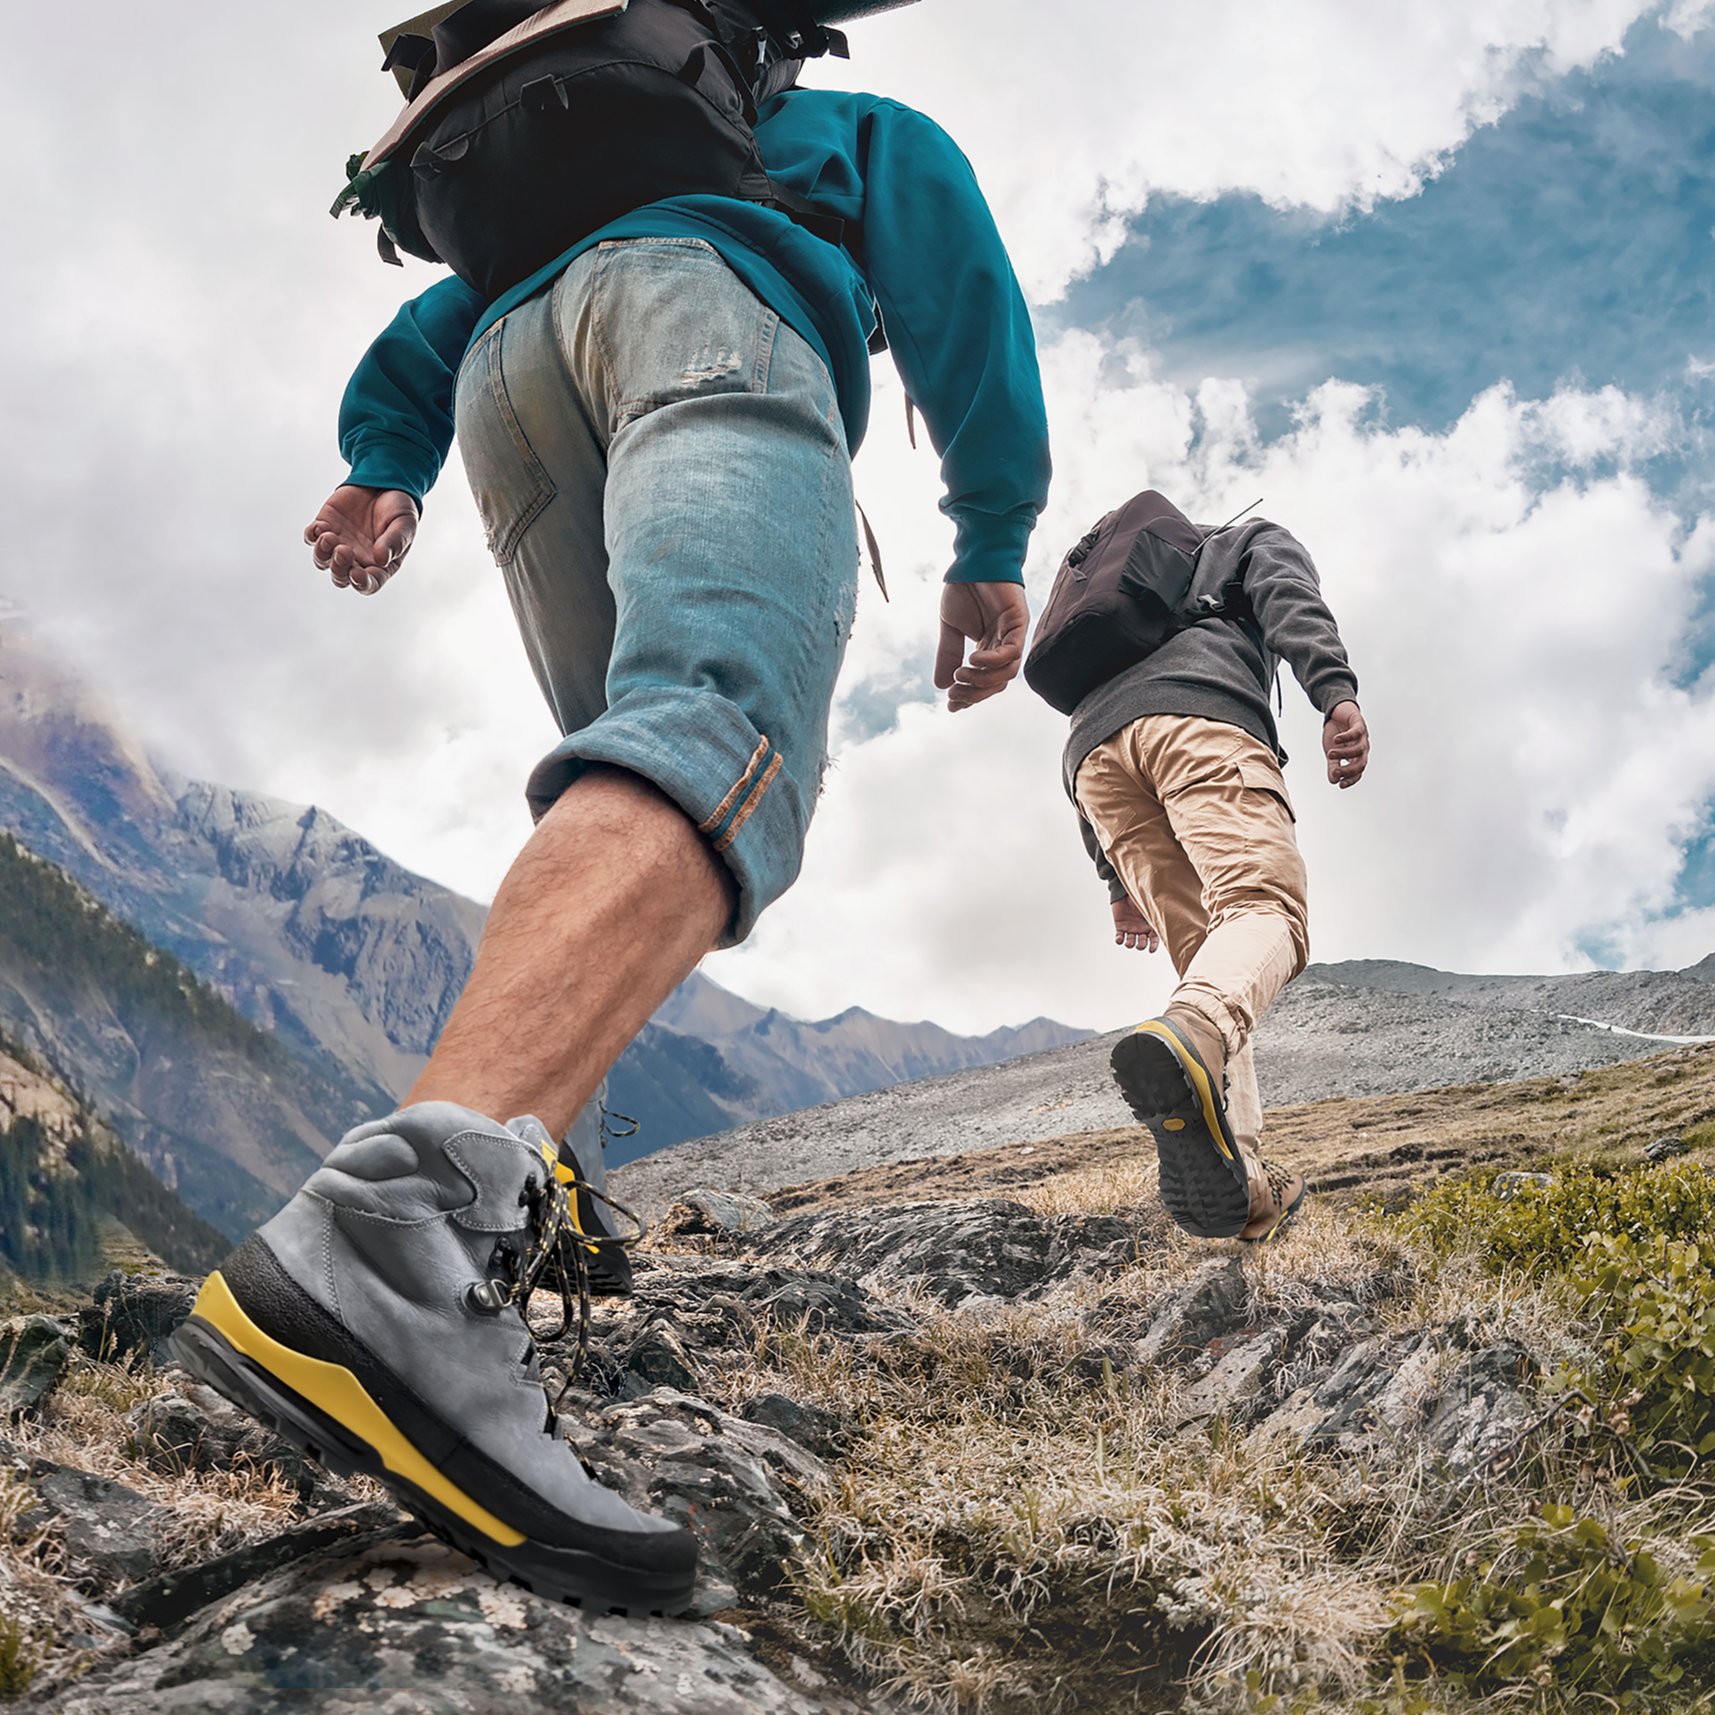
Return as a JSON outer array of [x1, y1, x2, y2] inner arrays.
[[0, 1317, 75, 1417], [657, 1188, 775, 1236], [80, 1271, 200, 1365], [23, 1533, 862, 1713], [20, 1464, 163, 1589]]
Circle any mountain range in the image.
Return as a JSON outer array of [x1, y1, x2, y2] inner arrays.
[[0, 618, 1089, 1237]]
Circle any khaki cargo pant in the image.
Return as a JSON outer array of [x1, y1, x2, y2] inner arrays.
[[1075, 715, 1310, 1177]]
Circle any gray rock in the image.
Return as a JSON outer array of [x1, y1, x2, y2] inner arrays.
[[737, 1199, 1161, 1307], [661, 1188, 775, 1235], [21, 1465, 163, 1589], [111, 1501, 404, 1635], [1493, 1171, 1555, 1202], [81, 1270, 200, 1365], [124, 1385, 333, 1505], [24, 1533, 858, 1713], [739, 1393, 846, 1460], [1134, 1259, 1251, 1366], [623, 1320, 700, 1394], [1646, 1134, 1688, 1162], [1423, 1343, 1538, 1472], [0, 1316, 75, 1416], [1177, 1329, 1286, 1432], [570, 1387, 829, 1603]]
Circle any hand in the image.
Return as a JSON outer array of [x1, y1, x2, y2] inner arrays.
[[1324, 700, 1370, 788], [1112, 897, 1159, 953], [304, 485, 419, 595], [934, 581, 1029, 712]]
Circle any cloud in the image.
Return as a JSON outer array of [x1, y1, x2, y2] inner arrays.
[[804, 0, 1666, 300], [708, 345, 1715, 1032], [1049, 22, 1715, 444], [1, 0, 1711, 1032]]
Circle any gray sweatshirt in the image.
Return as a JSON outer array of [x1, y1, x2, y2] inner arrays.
[[1059, 517, 1359, 900]]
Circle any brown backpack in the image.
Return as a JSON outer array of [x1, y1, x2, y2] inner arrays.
[[1023, 489, 1250, 716]]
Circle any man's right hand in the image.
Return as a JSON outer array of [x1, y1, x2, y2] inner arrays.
[[304, 486, 419, 595]]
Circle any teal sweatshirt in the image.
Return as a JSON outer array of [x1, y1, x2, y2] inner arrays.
[[338, 87, 1050, 585]]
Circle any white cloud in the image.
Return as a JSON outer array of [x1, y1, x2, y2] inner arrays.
[[709, 350, 1715, 1032], [805, 0, 1664, 300]]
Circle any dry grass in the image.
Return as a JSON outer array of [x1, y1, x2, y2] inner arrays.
[[702, 1143, 1711, 1714], [8, 1354, 308, 1574]]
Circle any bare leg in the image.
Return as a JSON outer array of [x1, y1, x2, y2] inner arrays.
[[405, 765, 736, 1137]]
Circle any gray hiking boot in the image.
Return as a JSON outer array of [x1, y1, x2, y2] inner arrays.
[[169, 1101, 696, 1615]]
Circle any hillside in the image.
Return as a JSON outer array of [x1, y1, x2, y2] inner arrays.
[[0, 834, 343, 1238], [0, 1032, 228, 1278]]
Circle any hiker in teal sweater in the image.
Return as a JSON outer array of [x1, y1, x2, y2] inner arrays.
[[176, 47, 1051, 1622]]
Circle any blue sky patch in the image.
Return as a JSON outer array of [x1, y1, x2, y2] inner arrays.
[[1051, 19, 1715, 451]]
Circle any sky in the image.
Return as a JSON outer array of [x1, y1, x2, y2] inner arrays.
[[3, 0, 1714, 1036]]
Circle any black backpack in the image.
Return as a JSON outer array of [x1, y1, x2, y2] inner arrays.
[[332, 0, 890, 301], [1023, 490, 1251, 717]]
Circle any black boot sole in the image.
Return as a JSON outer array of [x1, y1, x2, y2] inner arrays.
[[1111, 1022, 1251, 1239], [169, 1313, 694, 1618]]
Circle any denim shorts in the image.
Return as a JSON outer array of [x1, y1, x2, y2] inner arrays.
[[454, 237, 859, 944]]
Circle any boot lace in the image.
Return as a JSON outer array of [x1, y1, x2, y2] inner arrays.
[[496, 1156, 647, 1408], [1259, 1159, 1301, 1229]]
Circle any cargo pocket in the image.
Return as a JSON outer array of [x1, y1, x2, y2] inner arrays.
[[1237, 756, 1296, 822], [454, 320, 555, 566]]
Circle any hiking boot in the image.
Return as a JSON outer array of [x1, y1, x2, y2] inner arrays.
[[1240, 1159, 1307, 1244], [558, 1101, 634, 1299], [168, 1102, 696, 1615], [1110, 1003, 1250, 1238]]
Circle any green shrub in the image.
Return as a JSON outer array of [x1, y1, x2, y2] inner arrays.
[[1389, 1506, 1715, 1702], [1572, 1235, 1715, 1481], [1393, 1162, 1715, 1277]]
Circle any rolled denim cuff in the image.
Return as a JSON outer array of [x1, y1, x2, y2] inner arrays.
[[524, 688, 812, 948]]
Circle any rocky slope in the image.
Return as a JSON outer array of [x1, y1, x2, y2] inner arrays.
[[0, 1192, 1541, 1711], [0, 837, 358, 1239], [12, 1043, 1711, 1710]]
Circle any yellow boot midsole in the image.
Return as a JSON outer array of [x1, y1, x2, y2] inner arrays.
[[190, 1271, 526, 1548], [1134, 1021, 1237, 1165]]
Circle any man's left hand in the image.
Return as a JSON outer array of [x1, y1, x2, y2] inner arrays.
[[1323, 700, 1370, 787], [935, 581, 1029, 712]]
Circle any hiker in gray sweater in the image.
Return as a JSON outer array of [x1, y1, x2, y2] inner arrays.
[[1066, 512, 1368, 1242]]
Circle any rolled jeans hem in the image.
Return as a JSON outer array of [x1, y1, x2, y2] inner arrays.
[[525, 689, 808, 947]]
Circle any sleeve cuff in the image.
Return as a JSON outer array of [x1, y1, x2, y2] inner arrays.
[[342, 433, 444, 509], [943, 507, 1035, 584], [1316, 680, 1360, 716]]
